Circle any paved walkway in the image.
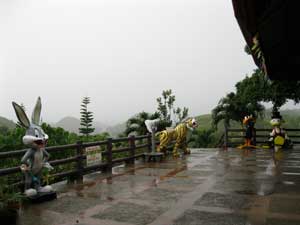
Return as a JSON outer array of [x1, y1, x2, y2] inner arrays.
[[17, 147, 300, 225]]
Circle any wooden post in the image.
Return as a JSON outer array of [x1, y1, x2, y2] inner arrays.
[[224, 123, 228, 149], [76, 141, 84, 184], [106, 138, 113, 174], [147, 133, 152, 153], [128, 135, 136, 165]]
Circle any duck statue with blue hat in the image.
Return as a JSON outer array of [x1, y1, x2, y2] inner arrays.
[[269, 111, 292, 152]]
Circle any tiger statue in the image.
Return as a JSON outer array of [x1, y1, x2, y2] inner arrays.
[[156, 118, 198, 157]]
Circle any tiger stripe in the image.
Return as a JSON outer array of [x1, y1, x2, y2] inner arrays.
[[156, 119, 194, 156]]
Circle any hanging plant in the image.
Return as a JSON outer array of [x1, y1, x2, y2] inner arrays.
[[251, 34, 268, 76]]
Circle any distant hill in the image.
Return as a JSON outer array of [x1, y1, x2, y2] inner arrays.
[[55, 117, 81, 134], [0, 116, 16, 129], [195, 114, 213, 131], [105, 122, 126, 137], [94, 121, 108, 134], [55, 116, 107, 134]]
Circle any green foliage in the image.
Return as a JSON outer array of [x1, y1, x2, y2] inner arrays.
[[156, 89, 174, 126], [125, 89, 190, 137], [42, 123, 78, 146], [79, 96, 95, 139], [212, 68, 300, 129], [0, 127, 26, 152], [0, 121, 111, 187], [235, 69, 267, 104], [125, 111, 160, 136], [0, 126, 9, 136], [188, 129, 217, 148], [88, 132, 110, 142], [237, 70, 300, 112], [251, 35, 265, 66], [0, 182, 23, 208], [211, 91, 265, 129], [264, 80, 300, 112]]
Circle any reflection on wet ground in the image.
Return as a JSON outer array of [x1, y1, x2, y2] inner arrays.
[[17, 147, 300, 225]]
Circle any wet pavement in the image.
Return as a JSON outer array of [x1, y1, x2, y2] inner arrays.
[[16, 147, 300, 225]]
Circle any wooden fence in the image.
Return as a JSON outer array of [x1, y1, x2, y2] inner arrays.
[[0, 134, 173, 186], [223, 128, 300, 147]]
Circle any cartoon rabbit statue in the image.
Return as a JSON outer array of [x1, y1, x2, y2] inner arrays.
[[12, 97, 55, 198]]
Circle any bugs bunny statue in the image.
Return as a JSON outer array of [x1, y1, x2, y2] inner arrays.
[[12, 97, 54, 197]]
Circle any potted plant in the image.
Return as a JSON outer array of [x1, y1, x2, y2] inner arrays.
[[0, 183, 23, 225]]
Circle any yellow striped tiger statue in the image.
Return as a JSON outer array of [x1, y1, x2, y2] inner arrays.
[[156, 118, 198, 157]]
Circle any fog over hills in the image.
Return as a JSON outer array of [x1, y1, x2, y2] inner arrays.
[[0, 116, 15, 129], [1, 108, 299, 137], [0, 114, 126, 137], [54, 116, 126, 137], [55, 116, 108, 134]]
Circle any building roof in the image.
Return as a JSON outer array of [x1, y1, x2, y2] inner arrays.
[[232, 0, 299, 80]]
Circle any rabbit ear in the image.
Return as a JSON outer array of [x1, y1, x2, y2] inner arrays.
[[12, 102, 30, 128], [31, 97, 42, 125]]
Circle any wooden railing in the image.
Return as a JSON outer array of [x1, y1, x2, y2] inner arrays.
[[223, 128, 300, 148], [0, 134, 174, 186]]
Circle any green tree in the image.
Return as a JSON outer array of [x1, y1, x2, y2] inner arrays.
[[235, 69, 300, 114], [264, 80, 300, 113], [242, 44, 300, 113], [79, 97, 95, 139], [156, 89, 174, 126], [212, 67, 300, 130], [125, 111, 160, 136], [212, 92, 239, 128], [235, 69, 267, 104], [212, 92, 264, 129]]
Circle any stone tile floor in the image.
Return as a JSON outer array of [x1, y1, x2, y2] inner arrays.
[[16, 147, 300, 225]]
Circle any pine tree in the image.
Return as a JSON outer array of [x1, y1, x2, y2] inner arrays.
[[79, 97, 95, 139]]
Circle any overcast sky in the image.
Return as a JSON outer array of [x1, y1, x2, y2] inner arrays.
[[0, 0, 287, 125]]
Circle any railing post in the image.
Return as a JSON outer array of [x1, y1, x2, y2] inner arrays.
[[224, 123, 228, 149], [106, 138, 113, 174], [128, 135, 136, 165], [147, 133, 152, 153], [76, 141, 84, 184]]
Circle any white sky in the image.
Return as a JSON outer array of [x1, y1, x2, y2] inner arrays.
[[1, 0, 290, 125]]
